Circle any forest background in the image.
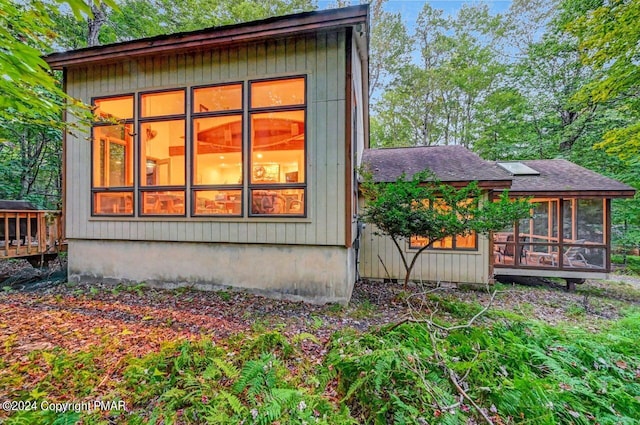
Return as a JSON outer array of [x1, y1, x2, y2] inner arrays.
[[1, 0, 638, 250]]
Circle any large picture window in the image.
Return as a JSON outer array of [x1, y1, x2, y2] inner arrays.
[[91, 76, 306, 218]]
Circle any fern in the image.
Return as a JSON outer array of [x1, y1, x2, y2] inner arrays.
[[159, 387, 188, 410], [257, 399, 283, 425], [49, 412, 81, 425], [292, 332, 321, 345], [219, 389, 246, 415], [212, 357, 240, 380], [233, 353, 276, 398], [243, 331, 294, 359]]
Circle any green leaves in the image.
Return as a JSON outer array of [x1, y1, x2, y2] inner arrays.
[[555, 0, 640, 163], [326, 314, 640, 424], [0, 0, 98, 127], [0, 0, 61, 123], [370, 2, 508, 148], [60, 0, 119, 20], [52, 0, 316, 49]]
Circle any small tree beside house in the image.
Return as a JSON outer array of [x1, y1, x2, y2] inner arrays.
[[360, 169, 531, 288]]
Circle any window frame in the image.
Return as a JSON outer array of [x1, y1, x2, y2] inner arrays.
[[90, 93, 136, 217], [408, 233, 478, 251], [407, 196, 479, 252], [248, 75, 307, 218], [137, 88, 187, 217], [89, 75, 308, 219], [190, 82, 244, 217]]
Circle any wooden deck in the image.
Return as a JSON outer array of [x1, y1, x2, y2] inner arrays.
[[0, 210, 65, 265]]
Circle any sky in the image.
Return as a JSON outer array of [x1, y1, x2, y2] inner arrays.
[[382, 1, 510, 21], [317, 1, 512, 24]]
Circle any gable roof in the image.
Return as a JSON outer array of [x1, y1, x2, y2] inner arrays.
[[45, 5, 369, 70], [498, 159, 636, 197], [362, 146, 513, 188]]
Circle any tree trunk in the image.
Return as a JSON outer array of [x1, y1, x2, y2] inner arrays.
[[87, 2, 107, 47]]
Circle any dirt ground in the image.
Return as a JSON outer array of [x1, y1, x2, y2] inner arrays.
[[1, 258, 639, 379]]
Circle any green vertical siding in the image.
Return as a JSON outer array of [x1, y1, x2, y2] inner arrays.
[[359, 224, 491, 284], [65, 31, 349, 247]]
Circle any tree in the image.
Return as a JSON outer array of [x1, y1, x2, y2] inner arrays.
[[0, 0, 117, 124], [50, 0, 317, 49], [0, 0, 114, 206], [570, 0, 640, 161], [0, 123, 62, 208], [0, 0, 70, 125], [370, 3, 507, 148], [473, 88, 539, 160], [368, 0, 411, 99], [360, 169, 531, 287]]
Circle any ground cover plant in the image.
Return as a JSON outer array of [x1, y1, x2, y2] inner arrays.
[[612, 254, 640, 275], [1, 271, 639, 424], [325, 314, 640, 424]]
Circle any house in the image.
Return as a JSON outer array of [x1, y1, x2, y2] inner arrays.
[[45, 5, 634, 303], [45, 5, 369, 304], [360, 146, 635, 286]]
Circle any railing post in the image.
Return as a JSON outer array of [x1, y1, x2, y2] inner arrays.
[[40, 212, 46, 252], [2, 213, 8, 257], [15, 212, 21, 256], [26, 212, 32, 254]]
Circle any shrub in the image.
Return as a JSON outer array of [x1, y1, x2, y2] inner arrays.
[[611, 254, 640, 275]]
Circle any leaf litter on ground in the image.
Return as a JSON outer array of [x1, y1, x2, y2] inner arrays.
[[1, 257, 639, 419]]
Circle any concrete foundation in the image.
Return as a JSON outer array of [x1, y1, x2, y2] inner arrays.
[[67, 239, 356, 304]]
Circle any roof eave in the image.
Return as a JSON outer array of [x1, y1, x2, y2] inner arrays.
[[499, 189, 636, 199], [435, 180, 512, 190], [371, 179, 513, 189], [45, 5, 369, 70]]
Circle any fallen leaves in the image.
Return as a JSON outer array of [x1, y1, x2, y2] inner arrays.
[[0, 279, 407, 407], [1, 266, 639, 418]]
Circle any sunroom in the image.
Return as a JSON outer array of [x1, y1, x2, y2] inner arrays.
[[44, 5, 370, 304], [492, 160, 635, 282]]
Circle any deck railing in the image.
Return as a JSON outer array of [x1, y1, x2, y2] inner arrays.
[[0, 210, 63, 260]]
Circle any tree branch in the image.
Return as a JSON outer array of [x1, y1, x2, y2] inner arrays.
[[390, 288, 498, 332], [387, 288, 499, 422]]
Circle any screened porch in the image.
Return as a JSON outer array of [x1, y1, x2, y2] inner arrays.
[[493, 197, 610, 277]]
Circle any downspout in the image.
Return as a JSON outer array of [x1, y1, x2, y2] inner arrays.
[[354, 220, 365, 282]]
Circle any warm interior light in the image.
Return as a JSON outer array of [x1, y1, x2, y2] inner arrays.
[[257, 153, 263, 159]]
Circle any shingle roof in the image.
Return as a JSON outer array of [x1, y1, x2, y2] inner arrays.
[[502, 159, 636, 195], [361, 146, 512, 185], [0, 200, 38, 210], [361, 147, 635, 197]]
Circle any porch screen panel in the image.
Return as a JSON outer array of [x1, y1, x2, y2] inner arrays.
[[527, 199, 558, 255], [92, 95, 134, 216], [577, 199, 604, 243], [563, 200, 574, 241]]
